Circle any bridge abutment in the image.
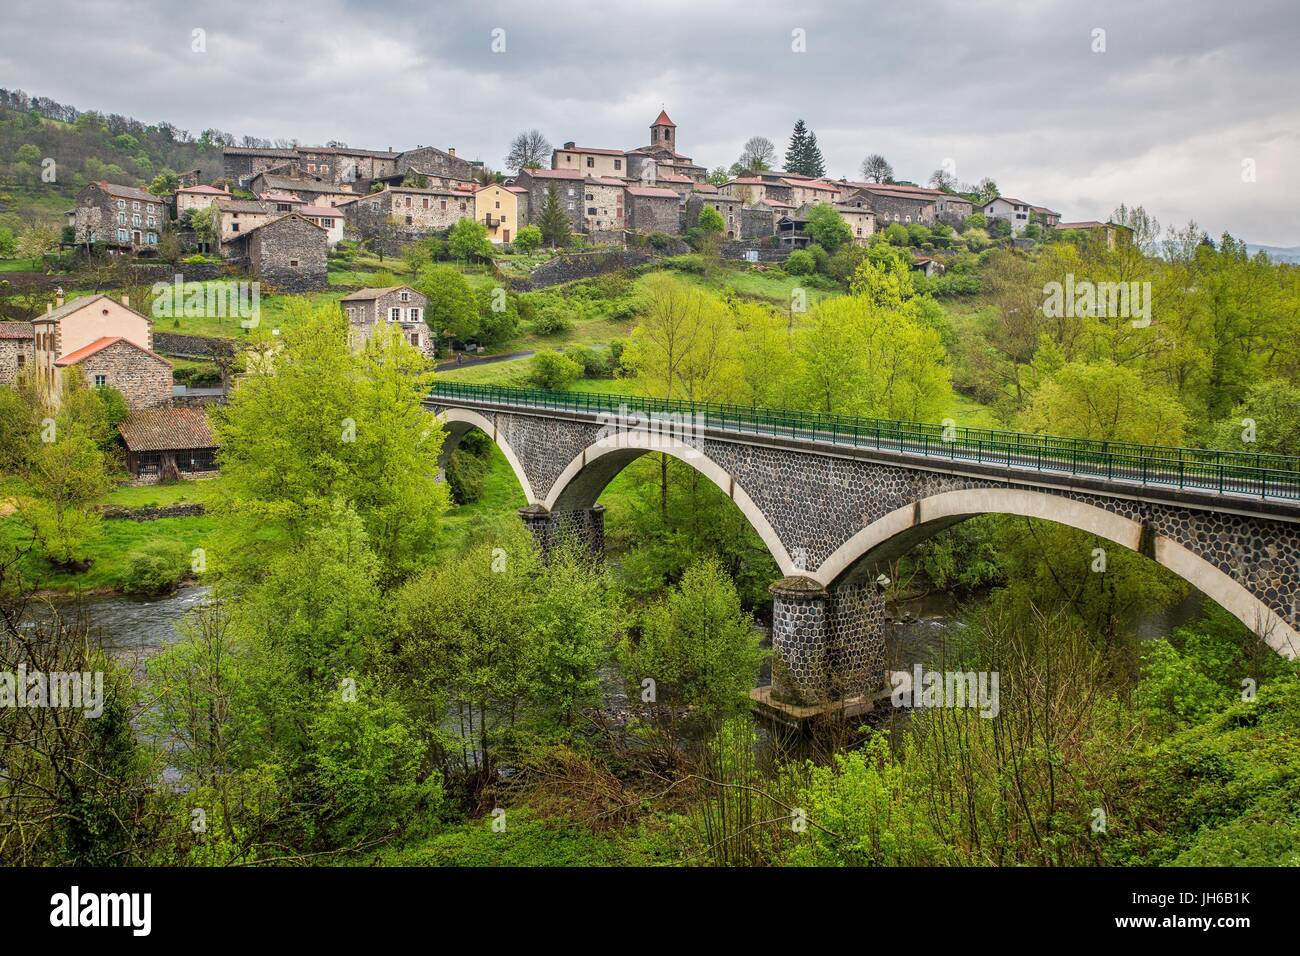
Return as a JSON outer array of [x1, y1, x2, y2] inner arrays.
[[517, 503, 606, 560], [769, 576, 886, 707]]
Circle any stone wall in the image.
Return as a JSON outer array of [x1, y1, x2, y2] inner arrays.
[[0, 337, 34, 385], [627, 195, 681, 235], [396, 146, 478, 182], [152, 331, 237, 360], [72, 339, 172, 408], [517, 250, 652, 290], [741, 206, 777, 240], [720, 239, 787, 262]]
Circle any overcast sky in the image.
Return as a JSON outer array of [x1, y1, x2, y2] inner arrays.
[[4, 0, 1298, 245]]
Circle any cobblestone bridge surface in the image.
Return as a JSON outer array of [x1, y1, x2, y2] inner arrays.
[[429, 393, 1300, 707]]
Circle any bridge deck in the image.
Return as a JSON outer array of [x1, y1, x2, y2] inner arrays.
[[428, 383, 1300, 514]]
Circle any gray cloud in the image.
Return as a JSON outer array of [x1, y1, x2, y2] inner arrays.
[[3, 0, 1296, 243]]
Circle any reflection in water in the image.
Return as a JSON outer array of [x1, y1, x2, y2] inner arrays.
[[54, 585, 211, 672]]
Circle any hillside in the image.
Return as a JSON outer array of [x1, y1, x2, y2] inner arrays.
[[0, 88, 226, 229]]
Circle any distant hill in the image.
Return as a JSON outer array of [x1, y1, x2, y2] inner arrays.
[[1245, 243, 1300, 264], [0, 88, 229, 228]]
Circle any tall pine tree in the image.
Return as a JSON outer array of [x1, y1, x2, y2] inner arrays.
[[785, 119, 810, 174], [803, 131, 826, 177], [537, 182, 571, 247]]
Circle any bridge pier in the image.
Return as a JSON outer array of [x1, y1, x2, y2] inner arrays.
[[517, 503, 605, 560], [768, 576, 886, 708]]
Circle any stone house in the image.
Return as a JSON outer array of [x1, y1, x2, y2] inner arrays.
[[176, 184, 230, 216], [980, 196, 1033, 235], [1032, 206, 1062, 228], [625, 186, 682, 235], [686, 194, 742, 239], [223, 213, 328, 293], [395, 146, 479, 183], [740, 205, 778, 239], [222, 146, 301, 188], [553, 144, 627, 179], [719, 177, 769, 204], [783, 178, 841, 208], [832, 204, 875, 244], [934, 193, 974, 224], [514, 167, 586, 232], [844, 186, 936, 227], [259, 190, 306, 213], [215, 198, 274, 244], [117, 406, 217, 479], [582, 178, 627, 233], [297, 146, 400, 184], [357, 185, 473, 235], [247, 171, 365, 210], [74, 181, 166, 251], [341, 286, 433, 355], [0, 321, 34, 385], [30, 293, 171, 408], [474, 183, 528, 244]]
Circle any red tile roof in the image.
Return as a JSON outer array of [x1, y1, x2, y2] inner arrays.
[[653, 110, 676, 127], [557, 145, 626, 156], [625, 186, 679, 199], [0, 321, 33, 340], [55, 336, 170, 368], [178, 184, 230, 195], [525, 168, 585, 180], [783, 178, 839, 191]]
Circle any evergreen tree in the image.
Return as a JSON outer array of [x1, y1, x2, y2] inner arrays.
[[804, 131, 826, 177], [537, 182, 571, 247], [785, 119, 811, 174]]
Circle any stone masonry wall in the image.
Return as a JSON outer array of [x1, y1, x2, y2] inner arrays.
[[72, 340, 172, 408]]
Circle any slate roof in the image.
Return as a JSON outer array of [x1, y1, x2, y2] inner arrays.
[[117, 407, 216, 452], [92, 181, 157, 203], [340, 285, 418, 302]]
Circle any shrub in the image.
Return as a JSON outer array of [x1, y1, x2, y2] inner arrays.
[[647, 232, 677, 252], [513, 225, 542, 252], [531, 302, 573, 335], [785, 249, 815, 275], [528, 350, 582, 390], [123, 539, 191, 596]]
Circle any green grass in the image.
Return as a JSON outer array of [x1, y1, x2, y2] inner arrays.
[[0, 257, 45, 272], [0, 509, 215, 593], [101, 476, 225, 508]]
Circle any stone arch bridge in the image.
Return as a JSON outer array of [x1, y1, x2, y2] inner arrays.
[[428, 383, 1300, 707]]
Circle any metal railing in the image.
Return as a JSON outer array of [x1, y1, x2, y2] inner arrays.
[[428, 381, 1300, 502]]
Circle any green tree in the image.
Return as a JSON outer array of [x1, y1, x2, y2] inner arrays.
[[1209, 379, 1300, 456], [22, 411, 112, 567], [210, 306, 448, 584], [416, 264, 480, 343], [805, 204, 853, 252], [537, 182, 572, 248], [1018, 360, 1188, 445], [513, 224, 542, 252], [528, 349, 582, 390], [617, 559, 764, 728], [447, 218, 492, 262]]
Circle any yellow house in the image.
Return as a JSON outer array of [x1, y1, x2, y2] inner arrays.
[[474, 183, 528, 244]]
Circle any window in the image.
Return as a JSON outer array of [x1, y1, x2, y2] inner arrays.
[[494, 201, 500, 209], [440, 200, 447, 211], [118, 213, 126, 225], [117, 228, 129, 242], [567, 201, 575, 211], [409, 332, 419, 347], [399, 291, 410, 302], [567, 188, 575, 197], [94, 374, 107, 387], [16, 354, 24, 369], [406, 215, 413, 225], [588, 207, 597, 216], [422, 198, 429, 209], [289, 259, 299, 267], [132, 201, 140, 210], [586, 157, 594, 168], [117, 199, 126, 209], [347, 307, 355, 318], [232, 223, 240, 232], [586, 193, 594, 201], [409, 307, 421, 322], [614, 159, 622, 171], [390, 308, 401, 321], [459, 203, 466, 212], [132, 214, 141, 226], [147, 233, 157, 244]]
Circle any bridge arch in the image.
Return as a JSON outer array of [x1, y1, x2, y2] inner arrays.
[[543, 435, 801, 577], [814, 487, 1299, 658], [435, 408, 535, 504]]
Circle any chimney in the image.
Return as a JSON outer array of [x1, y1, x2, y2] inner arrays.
[[47, 303, 53, 314], [55, 288, 64, 308], [121, 293, 129, 307], [448, 147, 455, 158], [564, 141, 575, 150]]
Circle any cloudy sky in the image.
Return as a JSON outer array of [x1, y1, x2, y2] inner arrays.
[[4, 0, 1298, 245]]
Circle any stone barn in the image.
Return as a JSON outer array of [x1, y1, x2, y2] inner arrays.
[[225, 213, 328, 293], [117, 406, 218, 480]]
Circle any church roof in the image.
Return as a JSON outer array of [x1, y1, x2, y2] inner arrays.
[[652, 110, 675, 128]]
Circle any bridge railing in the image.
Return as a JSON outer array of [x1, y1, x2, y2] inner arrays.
[[428, 382, 1300, 501]]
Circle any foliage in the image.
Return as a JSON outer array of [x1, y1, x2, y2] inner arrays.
[[527, 349, 582, 390], [513, 224, 543, 252], [804, 204, 853, 253], [122, 538, 190, 596]]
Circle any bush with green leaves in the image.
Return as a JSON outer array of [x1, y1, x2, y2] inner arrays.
[[531, 301, 573, 335], [785, 249, 815, 275], [804, 204, 853, 252], [528, 349, 582, 390], [513, 225, 542, 252], [123, 539, 191, 596]]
